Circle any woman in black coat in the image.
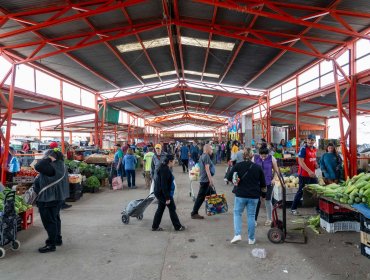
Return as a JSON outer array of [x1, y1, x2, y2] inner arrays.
[[34, 149, 69, 253], [152, 154, 185, 231]]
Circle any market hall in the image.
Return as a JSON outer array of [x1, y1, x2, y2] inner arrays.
[[0, 0, 370, 279]]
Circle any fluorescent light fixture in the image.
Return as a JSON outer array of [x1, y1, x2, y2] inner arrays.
[[282, 125, 289, 128], [160, 100, 182, 105], [23, 99, 44, 105], [186, 92, 213, 98], [117, 37, 170, 53], [181, 36, 235, 51], [187, 100, 209, 105], [184, 70, 219, 78], [153, 92, 179, 99], [142, 70, 177, 79], [329, 108, 338, 112]]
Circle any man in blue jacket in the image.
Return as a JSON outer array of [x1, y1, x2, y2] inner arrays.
[[180, 143, 189, 173], [190, 141, 200, 164]]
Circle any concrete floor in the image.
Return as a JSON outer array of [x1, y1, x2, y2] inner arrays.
[[0, 163, 369, 280]]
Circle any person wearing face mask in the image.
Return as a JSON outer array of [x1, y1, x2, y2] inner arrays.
[[253, 145, 279, 226], [190, 144, 215, 220]]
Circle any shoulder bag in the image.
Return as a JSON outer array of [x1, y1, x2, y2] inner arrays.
[[24, 166, 66, 205]]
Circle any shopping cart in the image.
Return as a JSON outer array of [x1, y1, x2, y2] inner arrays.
[[0, 190, 21, 258]]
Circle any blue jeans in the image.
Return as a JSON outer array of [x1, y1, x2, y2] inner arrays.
[[233, 196, 259, 240], [125, 169, 136, 188], [291, 176, 318, 210]]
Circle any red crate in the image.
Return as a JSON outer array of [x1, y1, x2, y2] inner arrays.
[[20, 208, 34, 230], [319, 199, 352, 215]]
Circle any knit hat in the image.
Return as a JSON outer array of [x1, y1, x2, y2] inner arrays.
[[49, 142, 58, 149]]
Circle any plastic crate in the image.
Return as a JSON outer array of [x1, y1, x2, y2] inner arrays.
[[20, 207, 34, 230], [13, 176, 35, 184], [360, 214, 370, 234], [273, 186, 299, 202], [319, 199, 352, 215], [319, 210, 359, 223], [320, 218, 360, 233], [361, 231, 370, 246], [360, 243, 370, 259]]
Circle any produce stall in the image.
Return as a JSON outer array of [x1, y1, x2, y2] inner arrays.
[[305, 173, 370, 258]]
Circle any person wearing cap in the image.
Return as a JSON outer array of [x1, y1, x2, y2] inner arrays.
[[291, 134, 318, 215], [149, 144, 167, 194], [152, 154, 185, 231], [49, 142, 58, 149]]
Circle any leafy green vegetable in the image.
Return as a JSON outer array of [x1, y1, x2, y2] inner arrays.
[[86, 176, 100, 189]]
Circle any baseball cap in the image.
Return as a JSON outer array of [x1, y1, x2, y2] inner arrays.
[[307, 134, 316, 140], [49, 142, 58, 149], [155, 144, 162, 149]]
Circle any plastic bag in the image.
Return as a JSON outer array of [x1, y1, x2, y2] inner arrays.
[[112, 176, 123, 190]]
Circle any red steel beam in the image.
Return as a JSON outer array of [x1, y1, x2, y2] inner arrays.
[[219, 7, 262, 84], [201, 6, 218, 81], [176, 20, 328, 59], [194, 0, 370, 40], [105, 85, 259, 103], [245, 0, 343, 87], [120, 8, 162, 82], [13, 21, 164, 65], [0, 4, 122, 90], [83, 15, 144, 85], [0, 65, 15, 183], [0, 0, 146, 40], [172, 0, 185, 80], [162, 0, 180, 81]]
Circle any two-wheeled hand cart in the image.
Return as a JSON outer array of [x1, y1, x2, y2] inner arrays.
[[0, 190, 21, 258]]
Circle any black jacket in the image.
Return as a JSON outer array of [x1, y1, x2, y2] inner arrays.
[[227, 160, 266, 199], [155, 164, 174, 201]]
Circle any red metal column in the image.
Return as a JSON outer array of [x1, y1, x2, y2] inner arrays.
[[0, 65, 16, 184], [114, 124, 117, 144], [60, 80, 65, 154], [266, 92, 271, 143], [325, 119, 329, 139], [295, 76, 299, 153], [69, 131, 73, 144], [38, 121, 42, 140], [99, 99, 106, 149], [349, 44, 357, 177], [333, 61, 349, 179], [94, 94, 99, 147]]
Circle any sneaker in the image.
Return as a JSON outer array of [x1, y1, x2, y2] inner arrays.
[[230, 235, 242, 244], [291, 209, 300, 216], [191, 214, 204, 219], [131, 186, 137, 189], [176, 226, 186, 231], [264, 220, 272, 226], [248, 239, 256, 245]]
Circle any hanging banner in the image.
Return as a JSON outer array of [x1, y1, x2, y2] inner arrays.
[[228, 114, 241, 140]]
